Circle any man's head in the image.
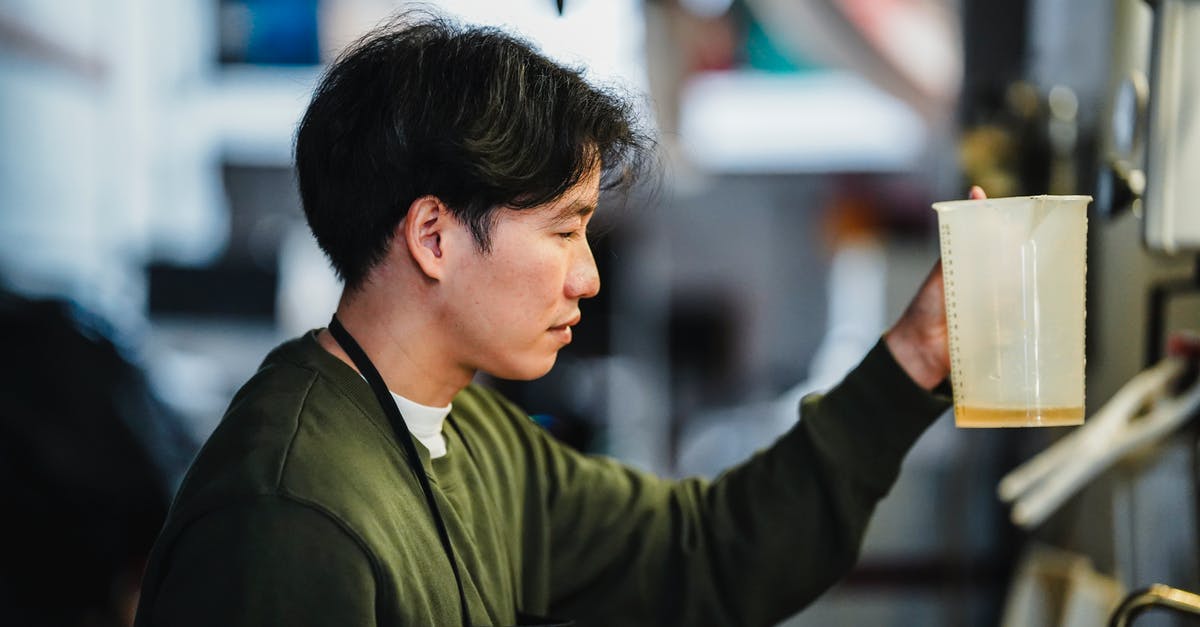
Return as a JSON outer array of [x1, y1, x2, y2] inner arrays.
[[295, 12, 651, 291]]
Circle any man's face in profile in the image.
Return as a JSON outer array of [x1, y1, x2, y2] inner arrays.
[[440, 166, 602, 381]]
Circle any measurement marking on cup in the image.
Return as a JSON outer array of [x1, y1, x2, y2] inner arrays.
[[940, 224, 966, 401]]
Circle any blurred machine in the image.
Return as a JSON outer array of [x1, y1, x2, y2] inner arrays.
[[1140, 0, 1200, 254], [1098, 0, 1200, 254], [1027, 1, 1200, 626]]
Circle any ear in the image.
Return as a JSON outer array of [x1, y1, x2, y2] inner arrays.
[[402, 196, 452, 281]]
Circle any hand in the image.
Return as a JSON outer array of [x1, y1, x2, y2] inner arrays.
[[1167, 331, 1200, 360], [1167, 331, 1200, 394], [884, 186, 986, 390]]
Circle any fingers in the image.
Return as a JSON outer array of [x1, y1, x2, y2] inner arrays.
[[1167, 332, 1200, 393], [969, 185, 987, 200], [1167, 331, 1200, 360]]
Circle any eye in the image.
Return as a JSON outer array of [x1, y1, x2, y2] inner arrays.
[[558, 230, 581, 240]]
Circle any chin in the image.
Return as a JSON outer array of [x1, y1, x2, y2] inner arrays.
[[491, 353, 559, 381]]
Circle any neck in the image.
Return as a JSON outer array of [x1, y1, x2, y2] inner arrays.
[[318, 287, 472, 407]]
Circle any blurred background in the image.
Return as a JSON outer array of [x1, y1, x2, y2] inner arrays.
[[2, 0, 1199, 625]]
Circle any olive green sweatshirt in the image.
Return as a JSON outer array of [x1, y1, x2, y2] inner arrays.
[[134, 331, 949, 627]]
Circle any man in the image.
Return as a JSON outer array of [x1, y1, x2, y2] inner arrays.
[[134, 13, 979, 627]]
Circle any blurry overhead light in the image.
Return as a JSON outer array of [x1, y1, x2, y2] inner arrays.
[[681, 0, 736, 18], [679, 71, 924, 173], [743, 0, 961, 125]]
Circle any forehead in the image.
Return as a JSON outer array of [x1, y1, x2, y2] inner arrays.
[[554, 163, 601, 207], [507, 165, 601, 224]]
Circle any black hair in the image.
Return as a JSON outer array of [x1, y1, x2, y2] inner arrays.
[[295, 11, 654, 289]]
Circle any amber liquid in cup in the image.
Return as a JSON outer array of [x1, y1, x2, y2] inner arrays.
[[954, 405, 1085, 428]]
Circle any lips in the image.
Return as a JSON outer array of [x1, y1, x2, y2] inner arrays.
[[550, 313, 581, 330], [548, 314, 580, 344]]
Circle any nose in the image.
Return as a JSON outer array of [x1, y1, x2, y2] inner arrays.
[[565, 241, 600, 300]]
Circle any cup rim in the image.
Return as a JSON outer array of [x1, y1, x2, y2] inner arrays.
[[932, 194, 1093, 212]]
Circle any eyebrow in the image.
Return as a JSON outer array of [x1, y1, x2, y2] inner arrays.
[[550, 200, 597, 223]]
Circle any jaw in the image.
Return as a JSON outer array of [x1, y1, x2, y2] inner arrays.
[[475, 342, 561, 382]]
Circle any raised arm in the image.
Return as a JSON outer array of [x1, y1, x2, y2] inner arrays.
[[529, 340, 949, 627]]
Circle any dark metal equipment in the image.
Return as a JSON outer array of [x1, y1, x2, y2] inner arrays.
[[1109, 584, 1200, 626]]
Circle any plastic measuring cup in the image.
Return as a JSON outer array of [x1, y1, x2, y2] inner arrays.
[[933, 195, 1091, 428]]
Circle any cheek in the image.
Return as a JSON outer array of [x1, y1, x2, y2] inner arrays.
[[466, 252, 561, 328], [498, 243, 565, 293], [503, 260, 562, 316]]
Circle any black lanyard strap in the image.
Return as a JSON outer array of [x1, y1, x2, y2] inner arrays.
[[327, 316, 473, 627]]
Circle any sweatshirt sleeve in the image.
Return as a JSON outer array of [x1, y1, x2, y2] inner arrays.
[[536, 339, 951, 627], [139, 496, 378, 627]]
